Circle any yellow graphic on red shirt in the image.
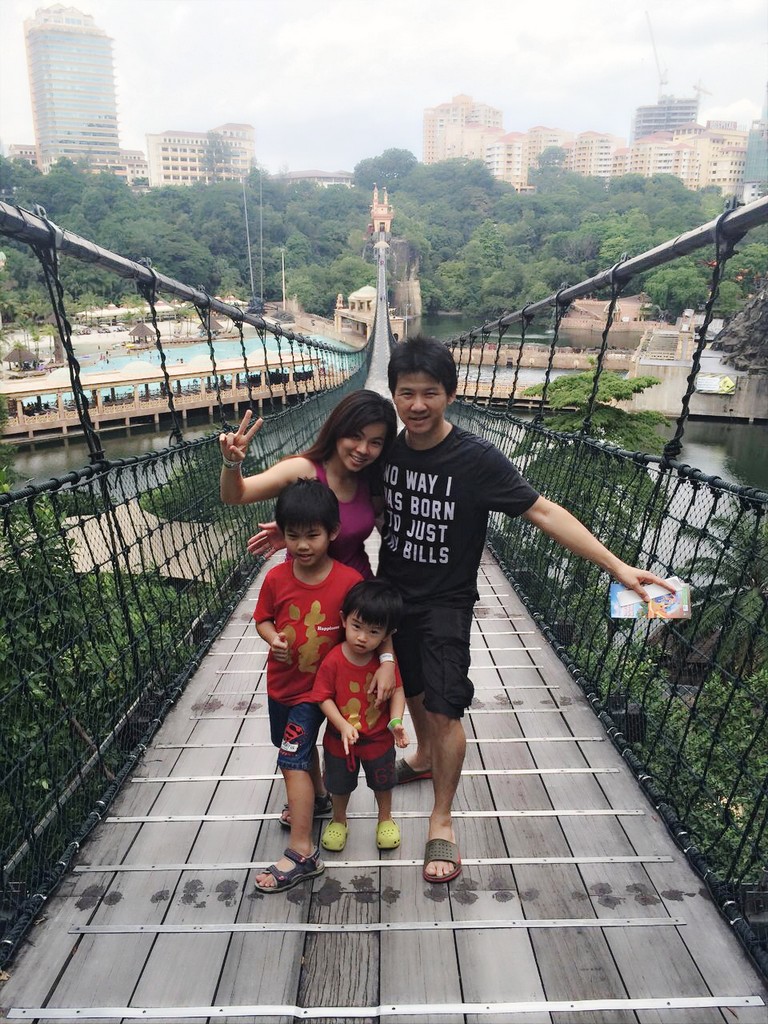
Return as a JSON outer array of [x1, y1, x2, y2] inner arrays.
[[341, 681, 363, 729], [295, 600, 332, 674], [364, 673, 382, 729], [339, 676, 382, 732]]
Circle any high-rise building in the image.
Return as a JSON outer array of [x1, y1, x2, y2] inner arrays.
[[742, 84, 768, 203], [24, 4, 121, 173], [423, 94, 504, 164], [631, 95, 699, 142]]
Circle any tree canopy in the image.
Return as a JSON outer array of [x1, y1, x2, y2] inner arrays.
[[1, 153, 764, 330]]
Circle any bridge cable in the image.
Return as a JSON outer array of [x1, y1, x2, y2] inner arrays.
[[193, 293, 227, 427], [507, 305, 535, 415], [136, 259, 184, 444], [534, 286, 571, 425], [471, 323, 493, 403], [581, 256, 629, 436], [488, 318, 510, 404], [231, 307, 257, 413], [662, 202, 746, 465], [28, 207, 106, 464]]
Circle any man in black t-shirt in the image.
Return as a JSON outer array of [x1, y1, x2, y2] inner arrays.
[[378, 336, 669, 885]]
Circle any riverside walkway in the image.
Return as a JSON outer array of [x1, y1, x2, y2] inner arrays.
[[1, 547, 766, 1022]]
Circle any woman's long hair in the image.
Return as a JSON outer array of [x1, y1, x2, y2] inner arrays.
[[299, 389, 397, 480]]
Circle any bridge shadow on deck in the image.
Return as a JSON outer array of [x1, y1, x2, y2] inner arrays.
[[1, 545, 766, 1023]]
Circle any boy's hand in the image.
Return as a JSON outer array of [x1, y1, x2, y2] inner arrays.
[[219, 410, 263, 465], [392, 725, 408, 749], [368, 662, 396, 707], [270, 631, 290, 663], [340, 722, 359, 755], [247, 521, 285, 558]]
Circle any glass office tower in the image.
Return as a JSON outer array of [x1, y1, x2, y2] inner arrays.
[[24, 5, 121, 173]]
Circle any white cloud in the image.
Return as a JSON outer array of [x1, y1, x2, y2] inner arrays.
[[1, 0, 765, 171]]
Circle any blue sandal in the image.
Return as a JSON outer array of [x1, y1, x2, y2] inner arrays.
[[254, 847, 325, 894]]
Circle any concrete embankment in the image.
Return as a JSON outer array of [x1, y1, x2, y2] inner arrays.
[[622, 361, 768, 424]]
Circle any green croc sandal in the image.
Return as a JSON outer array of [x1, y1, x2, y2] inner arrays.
[[376, 819, 401, 850], [321, 821, 349, 852]]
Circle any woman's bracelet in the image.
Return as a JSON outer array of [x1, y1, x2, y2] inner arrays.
[[222, 456, 242, 471], [387, 717, 403, 733], [378, 652, 395, 664]]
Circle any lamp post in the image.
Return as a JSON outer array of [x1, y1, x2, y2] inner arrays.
[[281, 247, 287, 312]]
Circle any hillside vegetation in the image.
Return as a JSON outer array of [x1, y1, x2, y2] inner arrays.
[[1, 150, 765, 330]]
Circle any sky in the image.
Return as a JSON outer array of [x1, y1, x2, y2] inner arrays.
[[0, 0, 766, 173]]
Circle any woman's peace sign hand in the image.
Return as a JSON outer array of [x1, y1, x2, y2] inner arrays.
[[219, 410, 263, 465]]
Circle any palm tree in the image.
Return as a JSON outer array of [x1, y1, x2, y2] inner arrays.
[[673, 511, 768, 681]]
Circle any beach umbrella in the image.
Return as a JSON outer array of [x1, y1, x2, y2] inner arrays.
[[3, 346, 36, 366]]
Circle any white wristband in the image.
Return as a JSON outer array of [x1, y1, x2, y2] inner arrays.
[[222, 456, 242, 471], [379, 652, 395, 664]]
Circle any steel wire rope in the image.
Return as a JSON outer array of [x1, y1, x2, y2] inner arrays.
[[28, 207, 105, 464], [534, 287, 571, 425], [662, 202, 747, 465], [488, 319, 510, 405], [231, 307, 257, 413], [136, 259, 183, 444], [581, 256, 629, 437], [194, 293, 227, 427]]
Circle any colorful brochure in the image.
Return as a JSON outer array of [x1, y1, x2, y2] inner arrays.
[[609, 576, 692, 620]]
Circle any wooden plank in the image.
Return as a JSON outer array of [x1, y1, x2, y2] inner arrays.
[[469, 671, 635, 1024], [452, 716, 549, 1024]]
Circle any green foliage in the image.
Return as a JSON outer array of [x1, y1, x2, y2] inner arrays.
[[0, 151, 759, 327], [642, 666, 768, 878], [0, 396, 15, 491], [523, 370, 668, 452], [353, 149, 418, 190], [675, 513, 768, 678]]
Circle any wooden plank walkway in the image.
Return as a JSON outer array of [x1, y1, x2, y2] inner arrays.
[[1, 548, 767, 1023]]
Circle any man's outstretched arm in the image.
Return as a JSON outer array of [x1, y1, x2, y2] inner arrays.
[[522, 496, 669, 601]]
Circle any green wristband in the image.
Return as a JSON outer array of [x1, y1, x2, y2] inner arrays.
[[387, 718, 403, 732]]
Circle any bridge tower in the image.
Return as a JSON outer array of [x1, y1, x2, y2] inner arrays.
[[369, 183, 393, 236]]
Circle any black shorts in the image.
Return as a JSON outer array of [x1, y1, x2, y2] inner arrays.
[[393, 605, 474, 718], [323, 746, 396, 794]]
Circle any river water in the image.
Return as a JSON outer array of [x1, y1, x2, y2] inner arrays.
[[7, 316, 768, 494]]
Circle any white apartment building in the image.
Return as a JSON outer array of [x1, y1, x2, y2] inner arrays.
[[146, 124, 255, 187], [525, 126, 575, 169], [423, 94, 504, 164], [485, 132, 529, 190], [564, 132, 625, 178]]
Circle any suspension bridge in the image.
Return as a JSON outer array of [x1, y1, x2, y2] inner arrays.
[[0, 195, 766, 1021]]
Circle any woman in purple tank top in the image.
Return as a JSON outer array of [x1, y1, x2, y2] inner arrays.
[[220, 390, 397, 578]]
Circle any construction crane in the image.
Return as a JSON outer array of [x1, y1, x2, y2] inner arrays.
[[645, 11, 668, 98]]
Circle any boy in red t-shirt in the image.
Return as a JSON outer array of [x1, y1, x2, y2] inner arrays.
[[311, 580, 408, 852], [253, 479, 362, 893]]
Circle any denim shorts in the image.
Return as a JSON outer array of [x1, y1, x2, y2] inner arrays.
[[268, 697, 324, 772], [393, 604, 474, 718]]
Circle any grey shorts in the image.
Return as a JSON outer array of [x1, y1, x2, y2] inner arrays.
[[392, 605, 474, 718]]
